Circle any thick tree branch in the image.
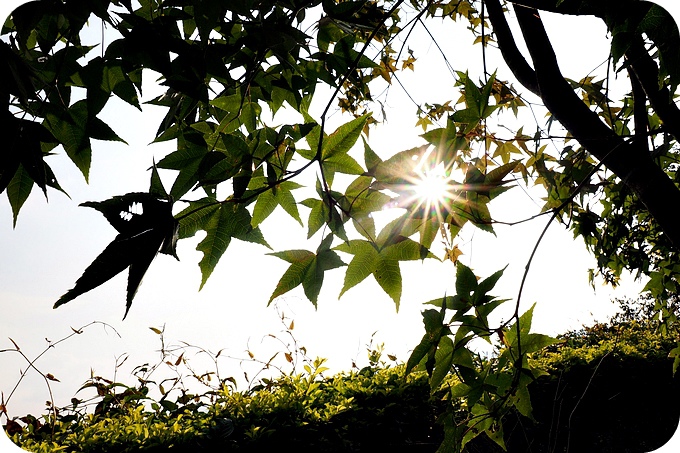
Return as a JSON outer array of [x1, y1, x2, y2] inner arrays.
[[513, 6, 627, 154], [627, 63, 650, 155], [512, 5, 680, 249], [625, 37, 680, 143], [508, 0, 651, 19], [485, 0, 539, 96]]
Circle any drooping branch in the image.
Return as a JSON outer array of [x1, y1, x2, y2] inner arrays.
[[625, 36, 680, 143], [509, 5, 680, 249]]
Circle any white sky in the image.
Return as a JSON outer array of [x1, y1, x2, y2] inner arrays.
[[2, 5, 680, 451]]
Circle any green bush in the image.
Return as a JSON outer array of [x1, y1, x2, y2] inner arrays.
[[7, 358, 446, 453], [5, 297, 680, 453]]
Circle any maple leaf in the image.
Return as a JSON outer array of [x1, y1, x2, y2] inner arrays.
[[53, 192, 179, 318], [268, 234, 346, 306]]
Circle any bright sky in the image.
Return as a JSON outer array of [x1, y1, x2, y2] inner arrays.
[[2, 2, 680, 450]]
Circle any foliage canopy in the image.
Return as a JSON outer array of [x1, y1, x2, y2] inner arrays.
[[4, 0, 680, 449]]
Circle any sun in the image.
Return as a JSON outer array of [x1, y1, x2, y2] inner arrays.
[[405, 153, 458, 220], [413, 163, 450, 204]]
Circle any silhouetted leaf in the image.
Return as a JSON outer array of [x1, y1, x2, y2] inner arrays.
[[54, 192, 179, 318]]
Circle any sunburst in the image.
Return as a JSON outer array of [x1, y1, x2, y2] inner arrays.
[[400, 150, 459, 222]]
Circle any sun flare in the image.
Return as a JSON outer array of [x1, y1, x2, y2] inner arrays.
[[413, 164, 450, 204], [404, 153, 459, 220]]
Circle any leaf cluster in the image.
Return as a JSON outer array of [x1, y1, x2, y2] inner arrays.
[[1, 0, 533, 318], [402, 263, 560, 451]]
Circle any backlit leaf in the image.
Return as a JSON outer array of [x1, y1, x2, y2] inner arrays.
[[373, 257, 401, 310], [268, 235, 345, 306], [322, 114, 370, 159], [336, 240, 379, 297], [196, 204, 269, 289]]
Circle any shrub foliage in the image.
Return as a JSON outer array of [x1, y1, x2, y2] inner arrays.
[[5, 297, 680, 453]]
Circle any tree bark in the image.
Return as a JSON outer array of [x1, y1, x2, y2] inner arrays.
[[485, 0, 680, 249]]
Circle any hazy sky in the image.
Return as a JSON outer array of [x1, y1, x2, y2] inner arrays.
[[2, 3, 679, 446]]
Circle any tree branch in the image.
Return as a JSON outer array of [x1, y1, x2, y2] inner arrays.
[[513, 5, 680, 249], [485, 0, 539, 96], [625, 36, 680, 143], [508, 0, 650, 19], [627, 63, 649, 155]]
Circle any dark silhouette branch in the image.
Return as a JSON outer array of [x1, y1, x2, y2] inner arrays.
[[485, 0, 539, 96], [627, 63, 650, 155], [508, 5, 680, 249], [509, 0, 653, 19], [625, 36, 680, 144]]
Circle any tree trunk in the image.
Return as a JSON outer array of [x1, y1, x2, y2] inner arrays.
[[485, 0, 680, 249]]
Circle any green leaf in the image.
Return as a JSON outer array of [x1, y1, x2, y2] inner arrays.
[[302, 112, 323, 157], [374, 146, 427, 185], [210, 93, 243, 115], [405, 308, 448, 376], [424, 295, 470, 311], [322, 152, 365, 176], [452, 107, 480, 132], [322, 114, 370, 159], [336, 240, 379, 297], [405, 337, 432, 376], [363, 136, 382, 171], [157, 142, 208, 200], [513, 383, 534, 420], [7, 164, 34, 227], [44, 103, 92, 182], [375, 215, 408, 247], [87, 116, 126, 143], [105, 62, 141, 109], [485, 423, 506, 451], [268, 250, 315, 303], [669, 345, 680, 375], [475, 298, 509, 319], [463, 72, 482, 113], [300, 197, 326, 239], [452, 345, 475, 369], [373, 257, 402, 310], [455, 262, 478, 297], [176, 198, 220, 239], [196, 204, 269, 289], [520, 333, 562, 354], [381, 239, 434, 261], [149, 161, 169, 198], [431, 336, 454, 390], [352, 215, 376, 241], [303, 237, 346, 304], [485, 161, 519, 185], [251, 189, 277, 227], [504, 303, 556, 352], [474, 266, 506, 303], [343, 175, 393, 220], [268, 235, 345, 306], [479, 72, 497, 118]]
